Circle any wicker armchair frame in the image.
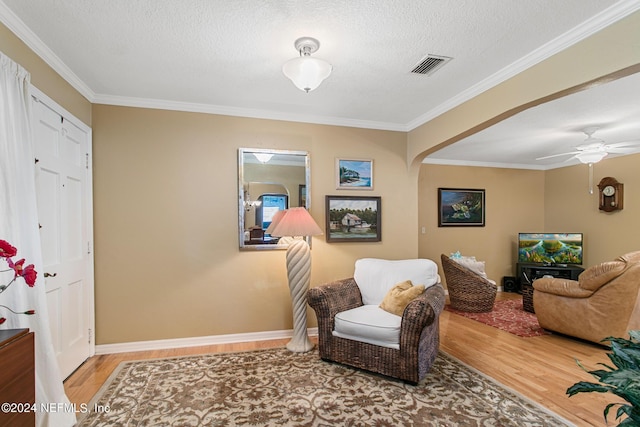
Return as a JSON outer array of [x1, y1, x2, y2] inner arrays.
[[440, 254, 497, 312], [308, 278, 445, 384]]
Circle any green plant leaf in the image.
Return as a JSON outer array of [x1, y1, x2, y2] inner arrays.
[[569, 331, 640, 426], [567, 381, 613, 396], [598, 369, 640, 388]]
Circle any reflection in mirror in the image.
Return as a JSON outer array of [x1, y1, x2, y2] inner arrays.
[[239, 148, 310, 250]]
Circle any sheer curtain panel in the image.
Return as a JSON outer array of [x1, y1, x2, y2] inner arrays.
[[0, 51, 76, 426]]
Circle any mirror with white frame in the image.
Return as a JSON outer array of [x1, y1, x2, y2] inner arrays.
[[238, 148, 310, 250]]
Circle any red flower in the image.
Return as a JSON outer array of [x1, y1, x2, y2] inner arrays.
[[0, 240, 17, 258], [8, 258, 25, 277], [1, 239, 37, 321], [7, 259, 37, 286], [21, 264, 37, 287]]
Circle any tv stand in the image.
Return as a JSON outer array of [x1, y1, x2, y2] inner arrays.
[[516, 262, 584, 291]]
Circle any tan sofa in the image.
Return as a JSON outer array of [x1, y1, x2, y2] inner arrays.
[[533, 251, 640, 344]]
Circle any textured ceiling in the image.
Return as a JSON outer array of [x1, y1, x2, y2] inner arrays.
[[1, 0, 639, 168]]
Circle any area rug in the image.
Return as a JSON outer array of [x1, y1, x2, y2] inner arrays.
[[77, 347, 572, 426], [445, 299, 550, 337]]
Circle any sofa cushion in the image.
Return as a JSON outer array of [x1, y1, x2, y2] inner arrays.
[[379, 280, 426, 316], [333, 305, 402, 349], [353, 258, 439, 305]]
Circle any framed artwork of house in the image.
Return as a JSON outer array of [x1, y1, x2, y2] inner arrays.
[[336, 159, 373, 190], [325, 195, 381, 242]]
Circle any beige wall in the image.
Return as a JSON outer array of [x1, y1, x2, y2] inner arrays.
[[3, 13, 639, 345], [418, 165, 545, 283], [545, 154, 640, 266], [0, 22, 91, 126], [419, 154, 640, 286], [92, 105, 415, 344]]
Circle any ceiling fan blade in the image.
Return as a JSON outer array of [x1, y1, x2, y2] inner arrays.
[[605, 139, 640, 148], [536, 151, 581, 161], [606, 147, 640, 154]]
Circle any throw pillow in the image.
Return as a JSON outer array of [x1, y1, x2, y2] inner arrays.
[[453, 256, 488, 278], [379, 280, 426, 316]]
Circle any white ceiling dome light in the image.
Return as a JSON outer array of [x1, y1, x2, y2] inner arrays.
[[576, 127, 608, 164], [282, 37, 333, 93], [253, 153, 273, 163], [576, 151, 607, 164]]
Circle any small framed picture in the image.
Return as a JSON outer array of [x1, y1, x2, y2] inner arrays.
[[326, 195, 381, 243], [438, 188, 485, 227], [336, 158, 373, 190]]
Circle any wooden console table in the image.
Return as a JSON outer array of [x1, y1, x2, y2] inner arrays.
[[0, 329, 35, 427]]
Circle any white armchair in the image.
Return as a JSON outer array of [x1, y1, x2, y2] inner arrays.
[[308, 258, 445, 383]]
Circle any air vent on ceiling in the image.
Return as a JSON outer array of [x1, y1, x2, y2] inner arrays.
[[411, 54, 452, 76]]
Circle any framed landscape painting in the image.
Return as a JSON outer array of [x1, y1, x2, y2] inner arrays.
[[325, 195, 381, 242], [336, 159, 373, 190], [438, 188, 485, 227]]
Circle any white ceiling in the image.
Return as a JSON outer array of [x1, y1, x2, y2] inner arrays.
[[425, 71, 640, 169], [1, 0, 639, 169]]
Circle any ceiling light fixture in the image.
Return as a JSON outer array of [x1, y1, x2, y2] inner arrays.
[[282, 37, 332, 93], [253, 153, 273, 163], [576, 151, 607, 164]]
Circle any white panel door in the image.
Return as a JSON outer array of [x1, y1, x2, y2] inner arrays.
[[33, 95, 94, 379]]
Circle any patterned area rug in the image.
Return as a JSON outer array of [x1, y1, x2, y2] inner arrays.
[[446, 299, 550, 337], [77, 347, 571, 426]]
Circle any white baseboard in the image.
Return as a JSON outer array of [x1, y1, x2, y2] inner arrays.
[[95, 328, 319, 355]]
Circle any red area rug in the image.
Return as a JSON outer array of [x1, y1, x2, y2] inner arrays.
[[445, 299, 549, 337]]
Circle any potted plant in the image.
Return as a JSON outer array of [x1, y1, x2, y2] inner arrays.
[[567, 330, 640, 426]]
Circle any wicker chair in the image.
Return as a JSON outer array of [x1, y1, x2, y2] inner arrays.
[[307, 258, 445, 384], [440, 254, 497, 312]]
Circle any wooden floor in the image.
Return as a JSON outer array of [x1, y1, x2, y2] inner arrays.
[[65, 293, 610, 426]]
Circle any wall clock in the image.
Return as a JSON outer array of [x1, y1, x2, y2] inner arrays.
[[597, 177, 624, 212]]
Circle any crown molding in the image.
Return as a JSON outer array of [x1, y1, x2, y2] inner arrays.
[[2, 0, 638, 131], [93, 93, 408, 131], [421, 157, 550, 170], [0, 1, 96, 101]]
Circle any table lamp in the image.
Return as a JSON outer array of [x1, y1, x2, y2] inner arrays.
[[266, 207, 322, 352]]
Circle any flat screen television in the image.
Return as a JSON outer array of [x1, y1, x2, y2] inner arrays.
[[518, 233, 583, 265]]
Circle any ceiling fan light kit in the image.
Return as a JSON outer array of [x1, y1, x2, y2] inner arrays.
[[577, 151, 607, 164], [536, 127, 640, 165], [282, 37, 333, 93]]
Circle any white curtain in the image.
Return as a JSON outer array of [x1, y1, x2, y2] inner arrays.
[[0, 52, 76, 426]]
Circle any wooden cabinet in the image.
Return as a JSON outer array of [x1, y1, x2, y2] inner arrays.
[[516, 263, 584, 287], [0, 329, 35, 427]]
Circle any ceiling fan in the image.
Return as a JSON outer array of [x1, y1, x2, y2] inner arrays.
[[536, 126, 640, 164]]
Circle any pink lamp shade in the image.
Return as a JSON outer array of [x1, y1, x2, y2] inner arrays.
[[266, 207, 322, 237]]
